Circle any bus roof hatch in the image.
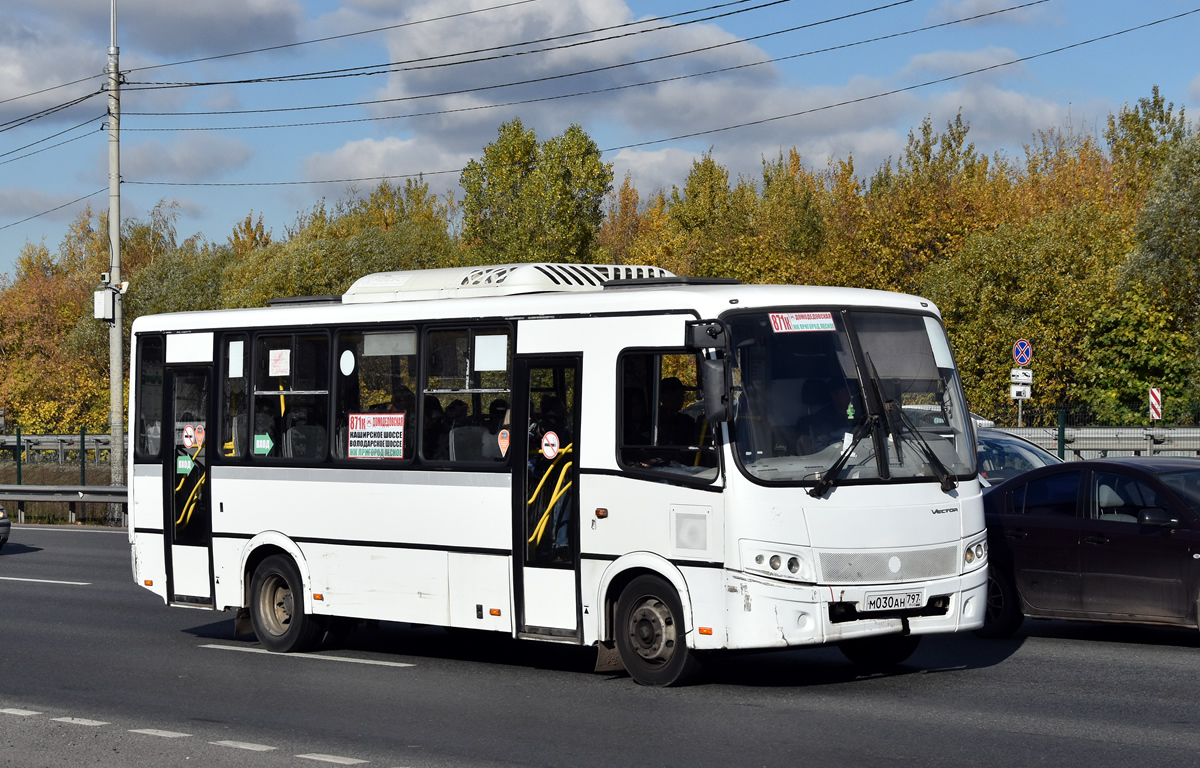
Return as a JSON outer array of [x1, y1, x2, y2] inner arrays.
[[342, 263, 675, 304]]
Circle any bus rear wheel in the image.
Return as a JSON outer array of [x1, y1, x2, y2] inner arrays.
[[839, 633, 921, 670], [249, 555, 323, 653], [615, 575, 702, 686]]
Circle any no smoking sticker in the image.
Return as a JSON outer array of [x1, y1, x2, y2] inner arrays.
[[541, 430, 560, 460]]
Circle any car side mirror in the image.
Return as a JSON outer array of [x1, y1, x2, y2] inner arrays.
[[1138, 506, 1179, 527]]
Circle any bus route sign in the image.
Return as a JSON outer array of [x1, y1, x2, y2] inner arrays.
[[1013, 339, 1032, 367]]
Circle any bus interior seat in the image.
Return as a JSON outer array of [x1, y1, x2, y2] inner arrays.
[[284, 410, 327, 460], [449, 425, 486, 461]]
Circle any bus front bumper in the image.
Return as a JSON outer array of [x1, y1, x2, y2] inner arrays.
[[703, 565, 988, 651]]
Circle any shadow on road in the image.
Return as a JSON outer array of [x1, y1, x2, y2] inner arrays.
[[1016, 617, 1200, 649], [183, 615, 1032, 687], [0, 541, 43, 556]]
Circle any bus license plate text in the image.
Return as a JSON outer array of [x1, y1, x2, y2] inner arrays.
[[862, 592, 924, 611]]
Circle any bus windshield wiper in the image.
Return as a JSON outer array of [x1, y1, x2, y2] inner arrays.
[[808, 414, 878, 498], [892, 405, 958, 493]]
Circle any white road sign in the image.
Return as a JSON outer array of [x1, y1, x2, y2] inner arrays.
[[1010, 368, 1033, 384], [1010, 384, 1032, 400]]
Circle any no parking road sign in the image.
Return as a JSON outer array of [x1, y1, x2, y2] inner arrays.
[[1013, 339, 1033, 367]]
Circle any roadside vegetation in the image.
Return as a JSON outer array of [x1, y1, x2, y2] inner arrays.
[[1, 86, 1195, 432]]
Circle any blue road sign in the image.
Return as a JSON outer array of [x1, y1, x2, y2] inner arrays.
[[1013, 339, 1032, 366]]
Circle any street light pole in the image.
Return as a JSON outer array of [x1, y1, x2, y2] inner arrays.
[[107, 0, 125, 515]]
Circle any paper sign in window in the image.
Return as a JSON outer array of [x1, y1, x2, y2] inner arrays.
[[768, 312, 836, 333], [228, 340, 244, 378], [347, 413, 405, 459], [474, 334, 508, 372], [269, 349, 291, 377]]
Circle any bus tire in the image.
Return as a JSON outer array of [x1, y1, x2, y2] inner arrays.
[[974, 568, 1024, 639], [615, 575, 702, 686], [839, 633, 921, 670], [249, 554, 323, 653]]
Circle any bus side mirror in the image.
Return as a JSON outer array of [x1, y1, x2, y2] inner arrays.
[[685, 321, 726, 350], [700, 358, 730, 423]]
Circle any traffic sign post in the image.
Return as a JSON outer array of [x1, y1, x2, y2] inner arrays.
[[1150, 387, 1162, 421], [1011, 340, 1033, 427]]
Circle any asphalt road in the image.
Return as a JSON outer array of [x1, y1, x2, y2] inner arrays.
[[2, 525, 1199, 768]]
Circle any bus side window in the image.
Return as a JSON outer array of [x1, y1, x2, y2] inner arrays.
[[220, 334, 249, 458], [422, 327, 511, 464], [334, 329, 418, 462], [253, 333, 330, 462], [134, 334, 165, 461], [618, 351, 718, 481]]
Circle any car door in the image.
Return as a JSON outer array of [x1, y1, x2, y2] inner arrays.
[[1081, 470, 1192, 620], [995, 468, 1084, 614]]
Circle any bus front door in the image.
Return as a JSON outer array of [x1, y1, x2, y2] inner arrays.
[[515, 357, 581, 639], [164, 365, 214, 607]]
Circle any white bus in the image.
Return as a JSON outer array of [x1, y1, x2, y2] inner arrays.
[[128, 262, 987, 685]]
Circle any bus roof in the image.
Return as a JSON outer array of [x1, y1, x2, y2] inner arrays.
[[130, 264, 942, 334]]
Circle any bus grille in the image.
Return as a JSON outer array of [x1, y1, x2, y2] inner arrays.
[[817, 545, 958, 584]]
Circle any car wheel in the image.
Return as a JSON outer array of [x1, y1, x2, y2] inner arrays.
[[615, 575, 702, 686], [839, 633, 922, 670], [974, 569, 1024, 639], [249, 554, 324, 653]]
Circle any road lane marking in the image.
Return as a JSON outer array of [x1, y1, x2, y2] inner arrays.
[[200, 644, 414, 668], [0, 709, 41, 716], [211, 740, 277, 752], [0, 577, 91, 586], [52, 717, 109, 726], [130, 729, 191, 738], [296, 755, 369, 765]]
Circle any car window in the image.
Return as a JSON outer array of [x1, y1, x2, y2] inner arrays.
[[1091, 471, 1167, 523], [1011, 470, 1082, 517], [1157, 470, 1200, 517]]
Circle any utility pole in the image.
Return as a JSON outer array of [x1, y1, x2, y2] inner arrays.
[[107, 0, 125, 519]]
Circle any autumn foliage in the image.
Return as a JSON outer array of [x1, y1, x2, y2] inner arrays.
[[1, 91, 1196, 432]]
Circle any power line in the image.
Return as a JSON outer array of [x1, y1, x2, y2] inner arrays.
[[0, 130, 97, 168], [122, 0, 812, 90], [126, 0, 541, 73], [0, 114, 103, 160], [0, 189, 106, 232], [120, 7, 1199, 189], [121, 1, 1048, 134], [0, 74, 106, 107], [0, 0, 541, 109], [0, 91, 103, 133]]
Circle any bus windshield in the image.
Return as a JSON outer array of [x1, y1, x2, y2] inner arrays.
[[727, 309, 975, 487]]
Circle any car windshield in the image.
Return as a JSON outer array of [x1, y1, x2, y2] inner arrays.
[[977, 431, 1061, 484], [1156, 470, 1200, 516], [727, 309, 975, 486]]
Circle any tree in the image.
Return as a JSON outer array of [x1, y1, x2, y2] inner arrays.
[[1105, 85, 1189, 204], [460, 119, 612, 263]]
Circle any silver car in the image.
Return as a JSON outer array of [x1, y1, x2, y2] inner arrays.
[[977, 428, 1062, 485]]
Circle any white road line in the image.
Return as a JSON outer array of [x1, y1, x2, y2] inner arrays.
[[210, 740, 277, 752], [130, 729, 191, 738], [10, 525, 126, 534], [52, 717, 109, 726], [296, 754, 369, 765], [200, 644, 414, 668], [0, 708, 41, 716], [0, 576, 91, 586]]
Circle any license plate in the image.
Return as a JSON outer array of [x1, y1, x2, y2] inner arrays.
[[862, 591, 924, 612]]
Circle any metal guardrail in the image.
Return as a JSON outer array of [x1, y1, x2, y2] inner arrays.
[[1005, 427, 1200, 460], [0, 484, 127, 525], [0, 434, 115, 463]]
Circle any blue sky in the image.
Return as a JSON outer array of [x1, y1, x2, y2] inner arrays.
[[1, 0, 1197, 278]]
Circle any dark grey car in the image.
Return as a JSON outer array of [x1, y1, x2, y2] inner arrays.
[[0, 504, 9, 550], [978, 457, 1200, 637]]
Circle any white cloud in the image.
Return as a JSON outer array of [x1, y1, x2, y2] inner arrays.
[[117, 135, 254, 182], [900, 47, 1022, 81], [1190, 73, 1200, 107], [926, 0, 1045, 25]]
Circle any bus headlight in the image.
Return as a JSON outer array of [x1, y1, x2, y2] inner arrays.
[[963, 536, 988, 573], [740, 540, 815, 583]]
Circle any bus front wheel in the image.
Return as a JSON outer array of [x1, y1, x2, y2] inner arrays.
[[249, 554, 323, 653], [614, 575, 702, 686]]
